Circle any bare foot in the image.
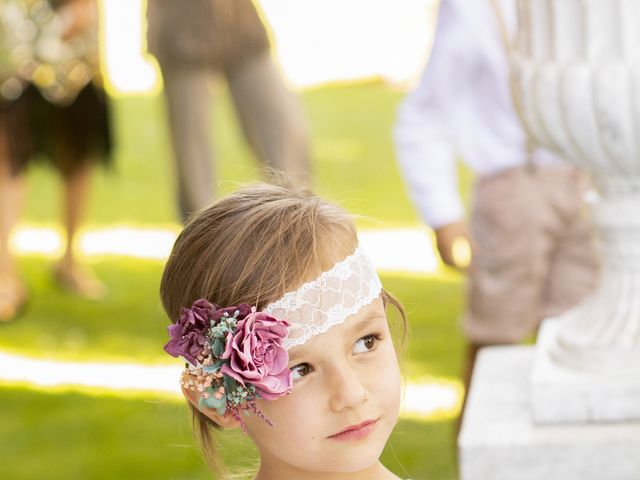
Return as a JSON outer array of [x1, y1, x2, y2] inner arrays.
[[54, 262, 107, 301], [0, 272, 27, 322]]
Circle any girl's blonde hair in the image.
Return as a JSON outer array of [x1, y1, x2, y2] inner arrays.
[[160, 184, 406, 474]]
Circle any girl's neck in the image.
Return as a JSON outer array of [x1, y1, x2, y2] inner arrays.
[[254, 460, 400, 480]]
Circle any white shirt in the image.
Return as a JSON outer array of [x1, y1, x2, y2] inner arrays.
[[394, 0, 561, 229]]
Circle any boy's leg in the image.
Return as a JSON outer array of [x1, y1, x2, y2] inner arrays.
[[464, 166, 552, 346], [457, 341, 494, 435], [458, 166, 553, 435], [226, 53, 311, 186]]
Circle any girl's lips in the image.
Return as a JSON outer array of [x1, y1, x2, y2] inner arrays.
[[328, 418, 379, 441]]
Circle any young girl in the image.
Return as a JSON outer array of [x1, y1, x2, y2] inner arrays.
[[160, 184, 408, 480]]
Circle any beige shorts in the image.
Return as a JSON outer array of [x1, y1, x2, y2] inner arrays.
[[464, 165, 600, 344]]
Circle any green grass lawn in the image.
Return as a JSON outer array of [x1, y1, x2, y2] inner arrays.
[[1, 82, 469, 479]]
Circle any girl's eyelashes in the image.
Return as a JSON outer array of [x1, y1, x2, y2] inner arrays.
[[291, 362, 313, 381], [353, 333, 382, 354], [289, 333, 382, 380]]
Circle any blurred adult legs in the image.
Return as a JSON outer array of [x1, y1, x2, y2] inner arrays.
[[54, 160, 106, 300], [160, 52, 311, 222], [0, 171, 24, 274], [161, 65, 214, 222], [0, 129, 26, 320], [227, 53, 311, 186]]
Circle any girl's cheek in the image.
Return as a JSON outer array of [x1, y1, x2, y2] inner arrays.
[[374, 341, 401, 373], [261, 383, 307, 419], [376, 345, 402, 401]]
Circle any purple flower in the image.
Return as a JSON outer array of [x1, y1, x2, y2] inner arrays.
[[164, 298, 214, 365], [220, 309, 292, 401]]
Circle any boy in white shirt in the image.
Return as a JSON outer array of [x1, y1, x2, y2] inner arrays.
[[394, 0, 599, 407]]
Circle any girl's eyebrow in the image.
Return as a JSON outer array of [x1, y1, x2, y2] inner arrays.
[[288, 354, 299, 364], [287, 349, 303, 364], [349, 313, 386, 334]]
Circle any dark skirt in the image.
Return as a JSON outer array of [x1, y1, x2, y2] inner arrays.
[[0, 82, 112, 177]]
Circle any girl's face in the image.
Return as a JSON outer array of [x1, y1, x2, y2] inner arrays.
[[244, 297, 402, 477]]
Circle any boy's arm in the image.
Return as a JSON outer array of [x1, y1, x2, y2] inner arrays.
[[394, 0, 476, 269]]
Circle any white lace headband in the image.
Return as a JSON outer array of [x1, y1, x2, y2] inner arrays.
[[263, 244, 382, 350]]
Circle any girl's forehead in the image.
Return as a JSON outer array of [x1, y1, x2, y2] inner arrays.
[[286, 298, 386, 360]]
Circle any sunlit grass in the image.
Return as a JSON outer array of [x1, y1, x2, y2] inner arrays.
[[9, 225, 440, 277], [401, 376, 463, 421], [11, 224, 182, 260], [0, 355, 461, 421]]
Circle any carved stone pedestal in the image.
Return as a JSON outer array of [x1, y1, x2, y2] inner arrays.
[[531, 320, 640, 424], [458, 346, 640, 480], [459, 2, 640, 477]]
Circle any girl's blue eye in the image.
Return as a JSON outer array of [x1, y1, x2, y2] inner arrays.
[[291, 363, 312, 381], [353, 334, 379, 354]]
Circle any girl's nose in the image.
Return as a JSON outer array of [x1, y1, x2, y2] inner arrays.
[[327, 364, 369, 412]]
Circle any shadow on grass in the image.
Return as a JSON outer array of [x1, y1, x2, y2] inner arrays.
[[0, 384, 458, 480]]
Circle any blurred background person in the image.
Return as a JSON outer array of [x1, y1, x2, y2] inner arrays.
[[394, 0, 599, 415], [0, 0, 111, 321], [146, 0, 312, 222]]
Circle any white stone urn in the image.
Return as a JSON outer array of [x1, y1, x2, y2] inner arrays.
[[511, 1, 640, 382]]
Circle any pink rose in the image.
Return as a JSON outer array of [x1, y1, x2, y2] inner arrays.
[[220, 309, 292, 401]]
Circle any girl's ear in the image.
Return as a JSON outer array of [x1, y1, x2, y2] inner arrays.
[[181, 385, 241, 430]]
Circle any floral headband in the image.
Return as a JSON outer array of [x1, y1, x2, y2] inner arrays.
[[163, 244, 381, 427], [164, 301, 291, 427]]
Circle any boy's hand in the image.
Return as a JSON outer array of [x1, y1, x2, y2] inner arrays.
[[434, 221, 474, 271]]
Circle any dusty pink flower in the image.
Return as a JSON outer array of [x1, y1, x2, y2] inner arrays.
[[220, 309, 292, 400]]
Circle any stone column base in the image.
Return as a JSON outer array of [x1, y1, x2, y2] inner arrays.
[[458, 346, 640, 480], [532, 319, 640, 423]]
